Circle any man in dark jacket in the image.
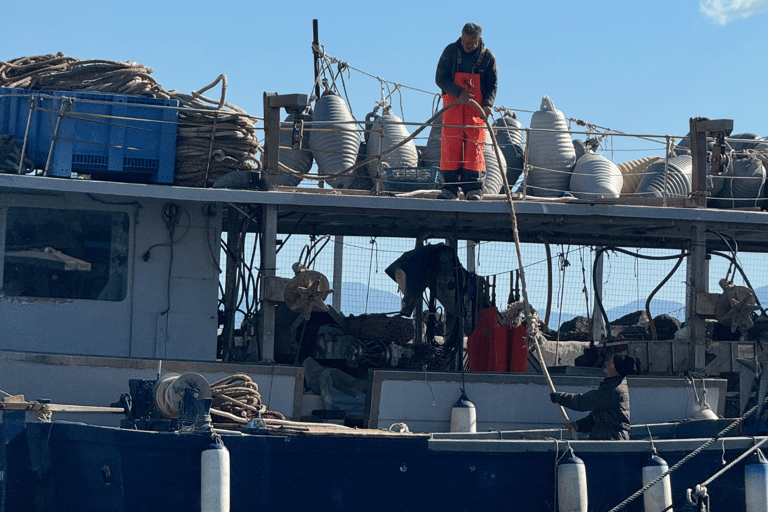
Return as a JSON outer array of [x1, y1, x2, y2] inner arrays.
[[435, 22, 498, 201], [550, 354, 637, 440]]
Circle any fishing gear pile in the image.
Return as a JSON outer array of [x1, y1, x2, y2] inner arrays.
[[0, 53, 168, 98], [0, 53, 260, 187]]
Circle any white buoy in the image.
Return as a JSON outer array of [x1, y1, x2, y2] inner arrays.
[[642, 452, 673, 512], [201, 438, 230, 512], [745, 450, 768, 512], [450, 389, 476, 433], [557, 447, 587, 512]]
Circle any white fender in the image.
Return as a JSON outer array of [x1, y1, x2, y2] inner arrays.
[[558, 449, 587, 512], [202, 439, 230, 512], [642, 452, 673, 512], [745, 450, 768, 512]]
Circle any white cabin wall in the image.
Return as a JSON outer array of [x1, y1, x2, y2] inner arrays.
[[0, 193, 134, 356], [0, 191, 221, 361], [129, 199, 221, 360]]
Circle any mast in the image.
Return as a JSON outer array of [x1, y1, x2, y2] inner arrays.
[[313, 20, 321, 100]]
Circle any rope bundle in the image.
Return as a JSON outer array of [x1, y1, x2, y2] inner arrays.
[[0, 53, 168, 98], [210, 373, 285, 421], [170, 78, 260, 187]]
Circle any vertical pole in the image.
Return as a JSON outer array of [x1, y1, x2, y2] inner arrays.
[[259, 205, 278, 363], [591, 250, 605, 342], [447, 237, 461, 371], [414, 237, 425, 344], [466, 241, 476, 273], [690, 118, 709, 208], [332, 236, 344, 312], [222, 206, 240, 361], [263, 93, 280, 191], [687, 223, 708, 370], [313, 20, 321, 100]]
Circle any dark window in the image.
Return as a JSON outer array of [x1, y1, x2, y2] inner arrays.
[[3, 207, 129, 301]]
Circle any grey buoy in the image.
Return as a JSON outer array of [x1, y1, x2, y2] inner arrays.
[[450, 388, 476, 433]]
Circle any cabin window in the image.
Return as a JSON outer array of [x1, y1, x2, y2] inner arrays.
[[3, 207, 129, 301]]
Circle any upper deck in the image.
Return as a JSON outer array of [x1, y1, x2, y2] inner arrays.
[[3, 173, 767, 253]]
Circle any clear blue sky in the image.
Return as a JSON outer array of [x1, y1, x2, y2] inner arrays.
[[4, 1, 767, 143]]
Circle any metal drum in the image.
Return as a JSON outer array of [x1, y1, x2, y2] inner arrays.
[[419, 113, 442, 168], [483, 128, 506, 195], [569, 153, 623, 199], [492, 114, 525, 188], [526, 96, 576, 197], [634, 155, 692, 198], [616, 156, 660, 195], [366, 107, 419, 182], [309, 90, 361, 189], [712, 153, 766, 209]]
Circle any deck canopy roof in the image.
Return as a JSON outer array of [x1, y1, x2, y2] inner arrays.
[[3, 174, 768, 252]]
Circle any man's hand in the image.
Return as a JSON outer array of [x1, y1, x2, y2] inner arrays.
[[482, 106, 492, 117], [458, 90, 471, 104]]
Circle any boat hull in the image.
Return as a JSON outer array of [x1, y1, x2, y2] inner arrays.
[[7, 416, 762, 512]]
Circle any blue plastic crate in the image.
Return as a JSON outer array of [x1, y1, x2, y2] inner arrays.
[[0, 87, 178, 183]]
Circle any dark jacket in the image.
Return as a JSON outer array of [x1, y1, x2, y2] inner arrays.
[[435, 38, 498, 108], [552, 376, 630, 440]]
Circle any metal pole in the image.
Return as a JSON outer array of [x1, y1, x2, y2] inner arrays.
[[259, 204, 278, 363], [592, 250, 605, 342], [332, 236, 343, 312], [222, 206, 240, 361], [313, 20, 321, 100]]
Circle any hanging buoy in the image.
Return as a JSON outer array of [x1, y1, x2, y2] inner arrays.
[[450, 388, 476, 433], [642, 451, 672, 512], [745, 449, 768, 512], [557, 447, 587, 512], [201, 437, 230, 512]]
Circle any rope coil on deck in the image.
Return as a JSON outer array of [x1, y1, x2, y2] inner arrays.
[[210, 374, 285, 421]]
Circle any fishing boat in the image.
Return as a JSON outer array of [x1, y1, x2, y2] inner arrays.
[[2, 43, 768, 512]]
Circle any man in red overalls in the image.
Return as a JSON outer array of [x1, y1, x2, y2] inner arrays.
[[435, 23, 498, 200]]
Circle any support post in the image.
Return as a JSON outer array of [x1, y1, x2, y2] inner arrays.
[[447, 238, 461, 371], [592, 249, 605, 342], [689, 117, 734, 208], [414, 237, 425, 344], [262, 93, 309, 191], [332, 236, 343, 312], [687, 223, 709, 370], [222, 206, 241, 361], [259, 204, 278, 363]]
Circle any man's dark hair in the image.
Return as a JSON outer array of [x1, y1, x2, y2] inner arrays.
[[462, 23, 482, 37]]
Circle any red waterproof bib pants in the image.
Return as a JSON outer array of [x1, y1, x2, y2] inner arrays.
[[440, 71, 486, 172]]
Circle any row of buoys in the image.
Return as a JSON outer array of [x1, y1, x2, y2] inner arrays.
[[270, 88, 767, 206], [559, 446, 768, 512], [557, 448, 673, 512]]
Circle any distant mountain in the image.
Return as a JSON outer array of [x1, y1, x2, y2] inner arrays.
[[330, 281, 402, 317], [539, 298, 685, 329], [755, 285, 768, 308]]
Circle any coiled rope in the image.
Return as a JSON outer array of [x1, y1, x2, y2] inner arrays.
[[209, 374, 285, 421], [0, 53, 168, 98]]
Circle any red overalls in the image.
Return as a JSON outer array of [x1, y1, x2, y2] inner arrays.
[[440, 71, 486, 172]]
